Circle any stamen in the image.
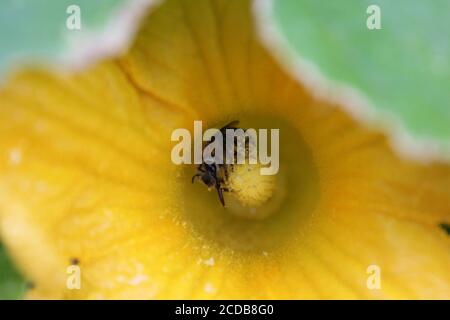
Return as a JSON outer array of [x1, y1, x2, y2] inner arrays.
[[226, 163, 276, 208]]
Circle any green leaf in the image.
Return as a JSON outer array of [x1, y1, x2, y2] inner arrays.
[[0, 243, 27, 300], [0, 0, 156, 77], [256, 0, 450, 160]]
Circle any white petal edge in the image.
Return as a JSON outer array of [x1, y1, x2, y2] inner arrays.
[[1, 0, 161, 81], [253, 0, 450, 164], [62, 0, 162, 70]]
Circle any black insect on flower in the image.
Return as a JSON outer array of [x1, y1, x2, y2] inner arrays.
[[191, 121, 240, 206]]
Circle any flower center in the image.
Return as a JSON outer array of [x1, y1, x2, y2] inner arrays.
[[227, 163, 276, 206], [178, 114, 319, 253], [225, 163, 278, 219]]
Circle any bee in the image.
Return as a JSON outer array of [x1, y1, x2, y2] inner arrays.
[[191, 120, 239, 206]]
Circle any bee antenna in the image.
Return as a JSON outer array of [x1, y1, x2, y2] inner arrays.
[[192, 174, 201, 183], [222, 120, 239, 130]]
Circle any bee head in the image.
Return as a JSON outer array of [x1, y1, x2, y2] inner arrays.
[[202, 164, 218, 189], [201, 172, 215, 189], [192, 163, 217, 189], [192, 163, 226, 206]]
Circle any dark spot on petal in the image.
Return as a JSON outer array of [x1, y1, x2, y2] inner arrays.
[[70, 257, 80, 265], [439, 223, 450, 235], [26, 281, 35, 290]]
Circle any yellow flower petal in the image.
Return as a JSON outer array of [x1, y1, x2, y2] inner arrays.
[[0, 0, 449, 299]]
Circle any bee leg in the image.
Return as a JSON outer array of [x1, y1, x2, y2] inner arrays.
[[216, 184, 225, 207], [192, 174, 201, 183]]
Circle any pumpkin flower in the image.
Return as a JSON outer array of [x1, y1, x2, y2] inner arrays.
[[0, 0, 449, 299]]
